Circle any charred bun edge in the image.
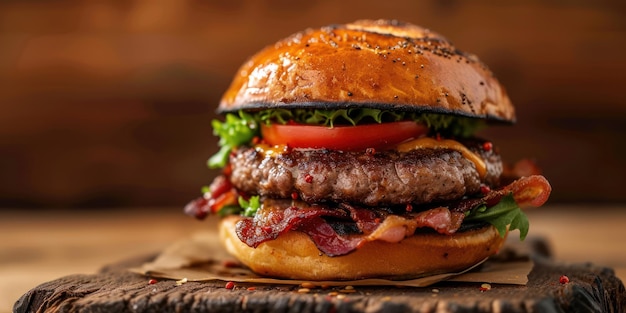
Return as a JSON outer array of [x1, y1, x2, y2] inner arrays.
[[219, 215, 507, 281]]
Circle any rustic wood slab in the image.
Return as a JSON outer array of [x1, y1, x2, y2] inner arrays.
[[13, 240, 626, 313]]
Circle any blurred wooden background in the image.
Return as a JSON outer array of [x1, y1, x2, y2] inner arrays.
[[1, 0, 625, 208]]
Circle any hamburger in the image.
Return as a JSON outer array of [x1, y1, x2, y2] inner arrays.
[[185, 19, 552, 280]]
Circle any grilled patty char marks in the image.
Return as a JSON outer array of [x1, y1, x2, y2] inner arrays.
[[229, 140, 502, 206]]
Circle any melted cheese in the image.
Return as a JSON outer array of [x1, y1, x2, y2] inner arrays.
[[396, 137, 487, 178], [254, 144, 288, 157]]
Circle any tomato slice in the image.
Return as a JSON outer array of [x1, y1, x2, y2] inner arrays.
[[260, 121, 428, 151]]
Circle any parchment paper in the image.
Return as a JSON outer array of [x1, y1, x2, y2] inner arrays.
[[131, 231, 532, 287]]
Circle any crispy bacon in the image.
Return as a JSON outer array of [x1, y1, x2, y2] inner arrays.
[[235, 200, 346, 248], [184, 175, 238, 219], [297, 217, 363, 256], [341, 203, 386, 234], [414, 207, 466, 235], [235, 202, 470, 256], [232, 175, 551, 257], [450, 175, 552, 213]]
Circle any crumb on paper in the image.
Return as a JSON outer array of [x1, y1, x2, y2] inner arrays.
[[301, 282, 315, 289]]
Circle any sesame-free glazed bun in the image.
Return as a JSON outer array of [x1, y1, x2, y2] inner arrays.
[[219, 19, 515, 122], [219, 215, 506, 281]]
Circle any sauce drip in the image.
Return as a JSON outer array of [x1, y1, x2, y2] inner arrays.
[[396, 137, 487, 178]]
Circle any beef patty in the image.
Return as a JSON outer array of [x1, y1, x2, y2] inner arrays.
[[229, 140, 502, 206]]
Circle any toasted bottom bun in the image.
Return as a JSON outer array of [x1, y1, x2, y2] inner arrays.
[[219, 215, 506, 281]]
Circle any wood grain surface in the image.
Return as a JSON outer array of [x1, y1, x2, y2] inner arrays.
[[12, 248, 626, 313], [3, 206, 626, 313]]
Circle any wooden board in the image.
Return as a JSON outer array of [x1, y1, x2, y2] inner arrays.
[[13, 241, 626, 313]]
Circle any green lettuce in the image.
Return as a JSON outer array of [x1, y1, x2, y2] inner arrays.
[[415, 113, 484, 138], [256, 108, 484, 136], [256, 108, 405, 127], [208, 111, 259, 169], [464, 193, 529, 240], [238, 195, 261, 217]]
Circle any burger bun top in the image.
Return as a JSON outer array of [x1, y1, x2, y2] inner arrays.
[[219, 19, 515, 123]]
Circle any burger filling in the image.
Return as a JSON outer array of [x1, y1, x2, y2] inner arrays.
[[186, 109, 551, 256], [228, 142, 500, 206]]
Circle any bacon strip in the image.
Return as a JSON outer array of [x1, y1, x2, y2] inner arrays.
[[303, 206, 463, 256], [184, 175, 237, 220], [235, 203, 467, 256], [235, 200, 346, 248], [451, 175, 552, 213], [233, 175, 552, 256], [297, 217, 363, 256]]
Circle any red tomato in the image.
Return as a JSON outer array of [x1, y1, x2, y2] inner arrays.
[[260, 121, 428, 151]]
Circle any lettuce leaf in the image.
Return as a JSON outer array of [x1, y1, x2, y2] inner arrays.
[[255, 108, 483, 135], [208, 111, 259, 169], [238, 195, 261, 217], [415, 113, 484, 138], [464, 193, 529, 240]]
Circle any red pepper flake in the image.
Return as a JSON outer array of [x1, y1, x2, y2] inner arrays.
[[148, 279, 157, 285], [366, 148, 376, 155], [405, 204, 413, 212], [262, 226, 272, 233], [247, 286, 256, 291], [559, 275, 570, 284], [482, 141, 493, 152], [479, 283, 491, 292], [291, 192, 299, 200], [225, 281, 235, 289], [305, 174, 314, 183], [480, 185, 491, 195]]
